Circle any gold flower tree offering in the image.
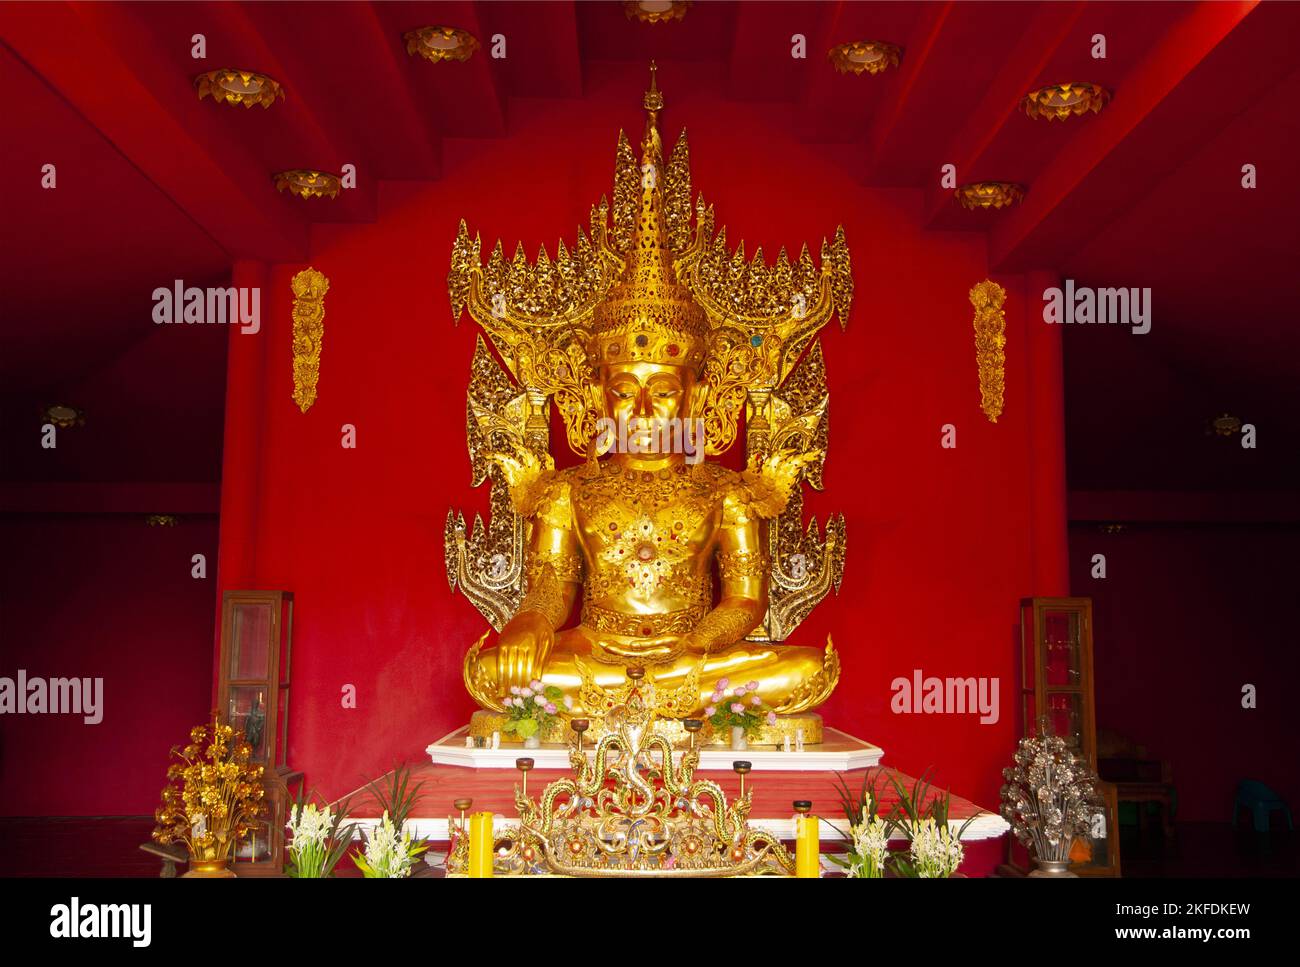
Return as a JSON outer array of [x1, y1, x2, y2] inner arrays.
[[151, 712, 266, 877]]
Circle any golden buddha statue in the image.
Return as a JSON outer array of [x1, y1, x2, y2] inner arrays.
[[445, 65, 853, 732]]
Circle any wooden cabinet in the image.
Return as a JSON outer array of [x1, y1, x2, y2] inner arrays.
[[217, 590, 295, 875], [1019, 597, 1096, 767]]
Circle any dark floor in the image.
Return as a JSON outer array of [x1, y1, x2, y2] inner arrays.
[[0, 816, 1295, 877]]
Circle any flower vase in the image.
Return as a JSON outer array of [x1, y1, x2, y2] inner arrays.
[[523, 734, 541, 749], [1028, 858, 1077, 878], [730, 726, 748, 751], [183, 856, 237, 878]]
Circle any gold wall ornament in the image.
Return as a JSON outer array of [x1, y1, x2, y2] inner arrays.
[[274, 170, 341, 200], [146, 514, 179, 527], [828, 41, 902, 76], [291, 268, 329, 413], [403, 26, 479, 63], [194, 70, 284, 109], [956, 182, 1025, 211], [1021, 83, 1111, 121], [447, 683, 795, 877], [970, 280, 1007, 423], [624, 1, 691, 25]]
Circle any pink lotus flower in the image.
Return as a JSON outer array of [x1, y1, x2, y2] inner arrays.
[[717, 678, 730, 690], [509, 686, 520, 696], [734, 687, 746, 697], [545, 703, 557, 714], [711, 691, 724, 704], [704, 706, 716, 717], [730, 703, 745, 714], [530, 680, 544, 692], [766, 711, 777, 725], [751, 695, 762, 706], [746, 681, 759, 691], [520, 688, 533, 699], [562, 695, 574, 709]]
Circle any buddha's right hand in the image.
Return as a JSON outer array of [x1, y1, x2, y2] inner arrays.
[[495, 610, 554, 691]]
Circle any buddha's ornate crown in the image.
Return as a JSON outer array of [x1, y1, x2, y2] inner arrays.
[[448, 62, 853, 456]]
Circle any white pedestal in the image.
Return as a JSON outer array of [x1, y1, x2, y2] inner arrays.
[[426, 725, 884, 772]]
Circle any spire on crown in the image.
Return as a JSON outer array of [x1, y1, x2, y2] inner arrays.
[[589, 62, 708, 372]]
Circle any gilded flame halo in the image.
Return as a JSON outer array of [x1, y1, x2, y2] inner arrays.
[[194, 69, 284, 108], [1021, 82, 1111, 121]]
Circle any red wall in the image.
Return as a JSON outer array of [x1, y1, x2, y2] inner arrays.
[[1069, 522, 1300, 823], [0, 514, 217, 815], [216, 66, 1068, 847]]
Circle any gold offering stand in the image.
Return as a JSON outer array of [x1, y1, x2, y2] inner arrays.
[[447, 671, 796, 877]]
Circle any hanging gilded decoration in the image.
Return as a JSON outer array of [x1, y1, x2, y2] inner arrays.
[[146, 515, 179, 527], [194, 69, 284, 109], [623, 1, 690, 24], [291, 268, 330, 413], [828, 41, 902, 76], [970, 280, 1007, 423], [404, 26, 479, 63], [274, 170, 341, 200], [1021, 83, 1110, 121], [956, 182, 1025, 211]]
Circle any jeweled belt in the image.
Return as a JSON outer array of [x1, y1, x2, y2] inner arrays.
[[579, 601, 706, 664]]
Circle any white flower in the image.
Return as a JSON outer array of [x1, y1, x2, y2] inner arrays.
[[360, 811, 416, 878], [850, 815, 889, 878], [908, 817, 965, 878], [562, 695, 574, 709], [520, 688, 533, 699]]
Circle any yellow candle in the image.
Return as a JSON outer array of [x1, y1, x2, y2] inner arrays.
[[795, 813, 819, 878], [468, 811, 494, 878]]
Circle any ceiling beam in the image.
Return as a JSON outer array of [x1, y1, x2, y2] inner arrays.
[[0, 1, 308, 261], [858, 1, 954, 182], [918, 1, 1085, 227], [989, 0, 1274, 270]]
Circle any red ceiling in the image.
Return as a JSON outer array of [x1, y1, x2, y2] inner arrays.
[[2, 1, 1297, 496]]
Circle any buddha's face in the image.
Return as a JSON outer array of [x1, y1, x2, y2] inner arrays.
[[600, 361, 698, 456]]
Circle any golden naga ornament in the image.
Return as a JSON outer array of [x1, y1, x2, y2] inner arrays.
[[194, 69, 284, 109], [970, 280, 1007, 423], [446, 681, 795, 876], [446, 64, 851, 727], [1021, 83, 1111, 121], [291, 268, 329, 413]]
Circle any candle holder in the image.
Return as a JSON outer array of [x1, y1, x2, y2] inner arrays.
[[627, 665, 646, 681], [683, 718, 703, 750], [453, 797, 473, 837], [793, 800, 812, 816], [570, 719, 590, 753], [733, 760, 752, 799], [516, 757, 535, 798]]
